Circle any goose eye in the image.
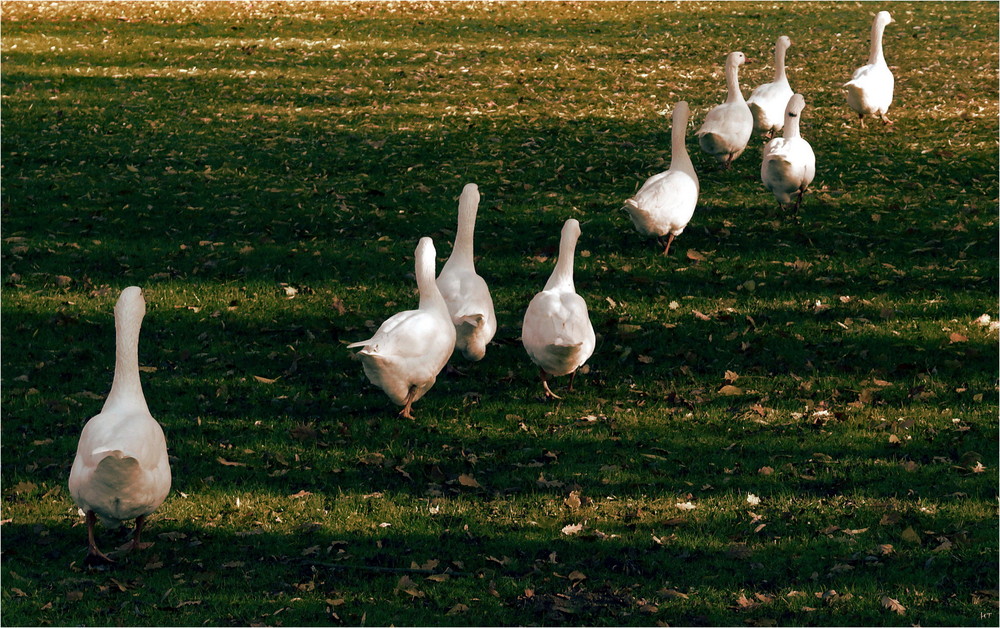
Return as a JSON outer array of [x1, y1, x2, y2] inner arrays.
[[789, 112, 798, 117]]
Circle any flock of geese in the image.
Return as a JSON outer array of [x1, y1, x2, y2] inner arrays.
[[69, 11, 896, 563]]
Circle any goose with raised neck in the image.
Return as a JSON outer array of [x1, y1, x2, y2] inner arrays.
[[844, 11, 895, 126], [747, 36, 794, 137], [696, 51, 754, 168], [761, 93, 816, 212], [623, 101, 700, 255], [521, 219, 596, 399], [349, 237, 456, 419], [436, 183, 497, 361], [68, 286, 171, 565]]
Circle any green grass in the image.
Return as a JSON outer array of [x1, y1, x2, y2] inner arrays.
[[1, 1, 997, 625]]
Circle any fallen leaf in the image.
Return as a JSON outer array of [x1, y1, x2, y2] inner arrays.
[[686, 249, 706, 261], [564, 491, 582, 510], [881, 596, 906, 615], [289, 490, 312, 499], [901, 526, 922, 544], [675, 501, 696, 511], [217, 457, 247, 467], [446, 603, 469, 615], [746, 493, 761, 506], [66, 591, 83, 602], [457, 474, 480, 488], [561, 523, 584, 535], [253, 375, 279, 384], [948, 332, 968, 343], [718, 385, 743, 396], [660, 588, 689, 600], [567, 570, 587, 581]]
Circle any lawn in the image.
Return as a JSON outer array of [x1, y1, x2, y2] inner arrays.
[[1, 1, 997, 626]]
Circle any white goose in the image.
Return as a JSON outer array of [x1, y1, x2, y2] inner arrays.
[[844, 11, 895, 127], [747, 36, 794, 138], [348, 237, 456, 419], [696, 51, 753, 168], [761, 93, 816, 211], [68, 286, 171, 564], [436, 183, 497, 362], [623, 101, 700, 256], [521, 219, 596, 399]]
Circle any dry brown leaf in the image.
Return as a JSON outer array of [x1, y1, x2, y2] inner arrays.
[[881, 596, 906, 615], [718, 384, 743, 396], [660, 588, 689, 600], [686, 249, 706, 261], [564, 491, 582, 510], [253, 375, 278, 384], [446, 603, 469, 615], [457, 474, 480, 488], [217, 457, 246, 467], [288, 490, 312, 499], [759, 466, 774, 476], [948, 332, 968, 343]]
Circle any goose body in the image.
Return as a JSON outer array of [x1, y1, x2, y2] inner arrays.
[[624, 101, 700, 255], [696, 51, 753, 167], [522, 219, 595, 399], [747, 36, 794, 137], [68, 286, 171, 563], [844, 11, 894, 126], [436, 183, 497, 361], [761, 94, 816, 210], [348, 237, 456, 418]]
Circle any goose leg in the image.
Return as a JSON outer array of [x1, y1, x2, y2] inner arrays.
[[398, 386, 418, 420], [539, 369, 561, 400], [122, 514, 152, 552], [661, 233, 676, 256], [858, 113, 866, 129], [84, 510, 114, 565], [880, 113, 894, 126], [567, 370, 581, 393], [794, 188, 805, 213]]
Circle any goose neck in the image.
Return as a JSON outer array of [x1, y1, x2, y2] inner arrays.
[[783, 113, 802, 139], [104, 317, 147, 412], [869, 20, 887, 65], [725, 61, 745, 104], [774, 42, 788, 82], [417, 247, 449, 313], [668, 111, 694, 173], [544, 230, 579, 291]]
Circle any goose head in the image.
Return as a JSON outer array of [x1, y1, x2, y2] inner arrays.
[[785, 93, 806, 119], [776, 35, 792, 53], [874, 10, 894, 27], [115, 286, 146, 326], [726, 51, 750, 70]]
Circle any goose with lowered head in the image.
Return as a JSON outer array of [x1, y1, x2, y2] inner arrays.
[[436, 183, 497, 361], [623, 101, 699, 256], [696, 51, 753, 168], [747, 36, 794, 138], [761, 93, 816, 212], [348, 237, 456, 419], [522, 219, 596, 399], [844, 11, 895, 127], [68, 286, 171, 564]]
